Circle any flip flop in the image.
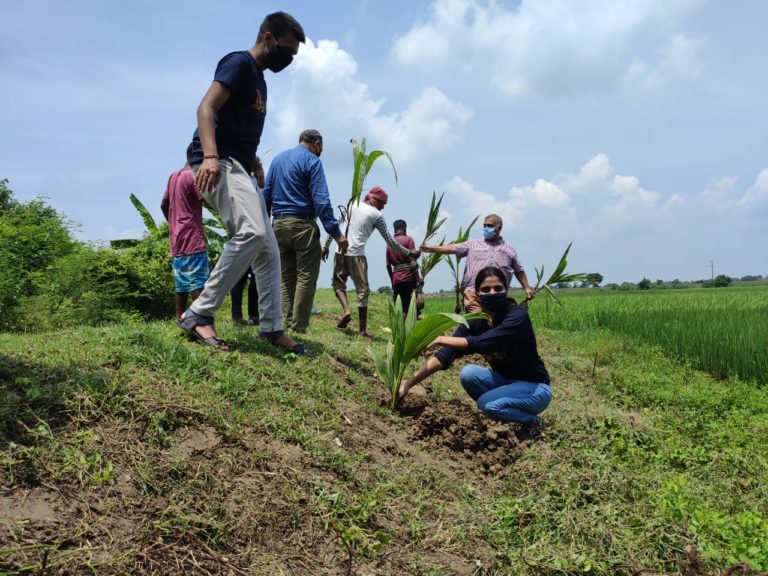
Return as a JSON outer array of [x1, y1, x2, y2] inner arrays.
[[336, 314, 352, 329]]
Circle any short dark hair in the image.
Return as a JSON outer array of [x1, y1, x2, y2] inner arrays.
[[299, 129, 322, 144], [257, 12, 305, 43], [474, 266, 509, 292], [393, 219, 407, 231], [485, 213, 503, 228], [186, 143, 194, 162]]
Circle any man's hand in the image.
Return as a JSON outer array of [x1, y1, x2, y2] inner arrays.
[[420, 243, 432, 253], [336, 235, 349, 254], [524, 286, 534, 300], [409, 249, 421, 259], [195, 157, 220, 193], [321, 246, 330, 262]]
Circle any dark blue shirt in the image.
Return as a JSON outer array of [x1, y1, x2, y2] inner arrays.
[[263, 145, 342, 239], [190, 51, 267, 170], [435, 304, 550, 384]]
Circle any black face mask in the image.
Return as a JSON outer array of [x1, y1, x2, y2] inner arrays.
[[478, 292, 508, 314], [265, 39, 294, 72]]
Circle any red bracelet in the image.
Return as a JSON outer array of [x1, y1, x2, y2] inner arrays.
[[203, 154, 219, 159]]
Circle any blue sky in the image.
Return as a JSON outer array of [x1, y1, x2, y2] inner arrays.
[[2, 0, 767, 290]]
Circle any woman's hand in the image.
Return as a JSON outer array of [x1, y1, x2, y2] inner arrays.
[[397, 379, 412, 405], [424, 336, 443, 352]]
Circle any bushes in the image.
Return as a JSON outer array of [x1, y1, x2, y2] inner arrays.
[[16, 237, 175, 330], [0, 180, 175, 331], [0, 179, 77, 324]]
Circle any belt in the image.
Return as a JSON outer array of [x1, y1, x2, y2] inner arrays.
[[392, 263, 414, 271], [273, 213, 315, 221]]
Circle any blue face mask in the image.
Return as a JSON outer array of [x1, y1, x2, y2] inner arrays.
[[478, 291, 508, 313], [482, 226, 496, 240]]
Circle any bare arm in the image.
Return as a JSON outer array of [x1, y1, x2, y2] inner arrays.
[[160, 197, 170, 221], [421, 243, 457, 255], [515, 270, 534, 299], [194, 81, 231, 193], [398, 356, 446, 403]]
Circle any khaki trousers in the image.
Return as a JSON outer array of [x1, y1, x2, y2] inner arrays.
[[273, 217, 321, 333]]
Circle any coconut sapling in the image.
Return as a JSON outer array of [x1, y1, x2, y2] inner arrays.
[[369, 295, 486, 410]]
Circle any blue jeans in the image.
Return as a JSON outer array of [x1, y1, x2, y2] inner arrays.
[[460, 365, 551, 425]]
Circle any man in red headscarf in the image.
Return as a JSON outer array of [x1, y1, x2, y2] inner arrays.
[[322, 186, 419, 336]]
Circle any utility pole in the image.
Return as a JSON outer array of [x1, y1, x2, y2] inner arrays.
[[710, 260, 714, 283]]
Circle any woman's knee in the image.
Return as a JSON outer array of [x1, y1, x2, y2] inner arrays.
[[459, 365, 483, 386]]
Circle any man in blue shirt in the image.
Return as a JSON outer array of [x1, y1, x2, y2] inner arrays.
[[264, 129, 348, 333], [178, 11, 306, 354]]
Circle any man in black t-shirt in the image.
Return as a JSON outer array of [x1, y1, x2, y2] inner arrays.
[[178, 12, 306, 354]]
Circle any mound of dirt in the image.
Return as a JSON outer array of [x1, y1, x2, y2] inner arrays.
[[410, 399, 524, 476]]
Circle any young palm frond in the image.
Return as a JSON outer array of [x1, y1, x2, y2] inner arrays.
[[416, 191, 449, 291], [445, 215, 480, 312], [524, 242, 587, 308], [345, 137, 398, 238], [421, 191, 447, 245], [349, 137, 397, 207], [369, 295, 486, 410]]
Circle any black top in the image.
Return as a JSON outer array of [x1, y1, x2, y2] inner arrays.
[[190, 51, 267, 170], [434, 304, 550, 384]]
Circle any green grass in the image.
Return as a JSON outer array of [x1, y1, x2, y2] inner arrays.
[[426, 285, 768, 384], [2, 289, 767, 574]]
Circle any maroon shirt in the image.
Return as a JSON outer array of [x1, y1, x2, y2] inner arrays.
[[162, 168, 206, 257], [386, 232, 418, 285]]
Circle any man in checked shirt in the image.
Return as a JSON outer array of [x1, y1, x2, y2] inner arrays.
[[322, 186, 419, 337], [421, 214, 533, 312]]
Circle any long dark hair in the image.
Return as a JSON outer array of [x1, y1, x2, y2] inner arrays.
[[474, 266, 514, 322]]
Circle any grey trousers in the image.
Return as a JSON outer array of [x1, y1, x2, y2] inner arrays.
[[190, 159, 282, 333]]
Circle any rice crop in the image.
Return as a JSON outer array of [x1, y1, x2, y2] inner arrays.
[[425, 286, 768, 384]]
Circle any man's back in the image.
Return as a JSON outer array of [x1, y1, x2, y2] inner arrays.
[[387, 233, 418, 284], [163, 168, 206, 257], [345, 202, 381, 256], [265, 145, 323, 214]]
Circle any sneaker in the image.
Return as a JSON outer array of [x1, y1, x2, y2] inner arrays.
[[517, 420, 544, 442]]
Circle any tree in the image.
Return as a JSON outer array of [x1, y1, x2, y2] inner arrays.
[[377, 285, 393, 297], [704, 274, 732, 288], [638, 277, 651, 290], [584, 272, 603, 288]]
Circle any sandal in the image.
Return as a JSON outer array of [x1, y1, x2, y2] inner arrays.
[[336, 314, 352, 329], [260, 330, 307, 356], [189, 327, 229, 351], [177, 311, 228, 351]]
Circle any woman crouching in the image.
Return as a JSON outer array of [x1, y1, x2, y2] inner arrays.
[[398, 266, 551, 441]]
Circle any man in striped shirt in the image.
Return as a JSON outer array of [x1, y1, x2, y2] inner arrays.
[[421, 214, 533, 312]]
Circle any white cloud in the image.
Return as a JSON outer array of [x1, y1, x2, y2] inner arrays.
[[275, 39, 472, 164], [392, 0, 703, 98], [737, 169, 768, 208], [661, 33, 705, 80]]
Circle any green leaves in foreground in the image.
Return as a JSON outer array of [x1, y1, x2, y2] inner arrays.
[[369, 295, 486, 410]]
